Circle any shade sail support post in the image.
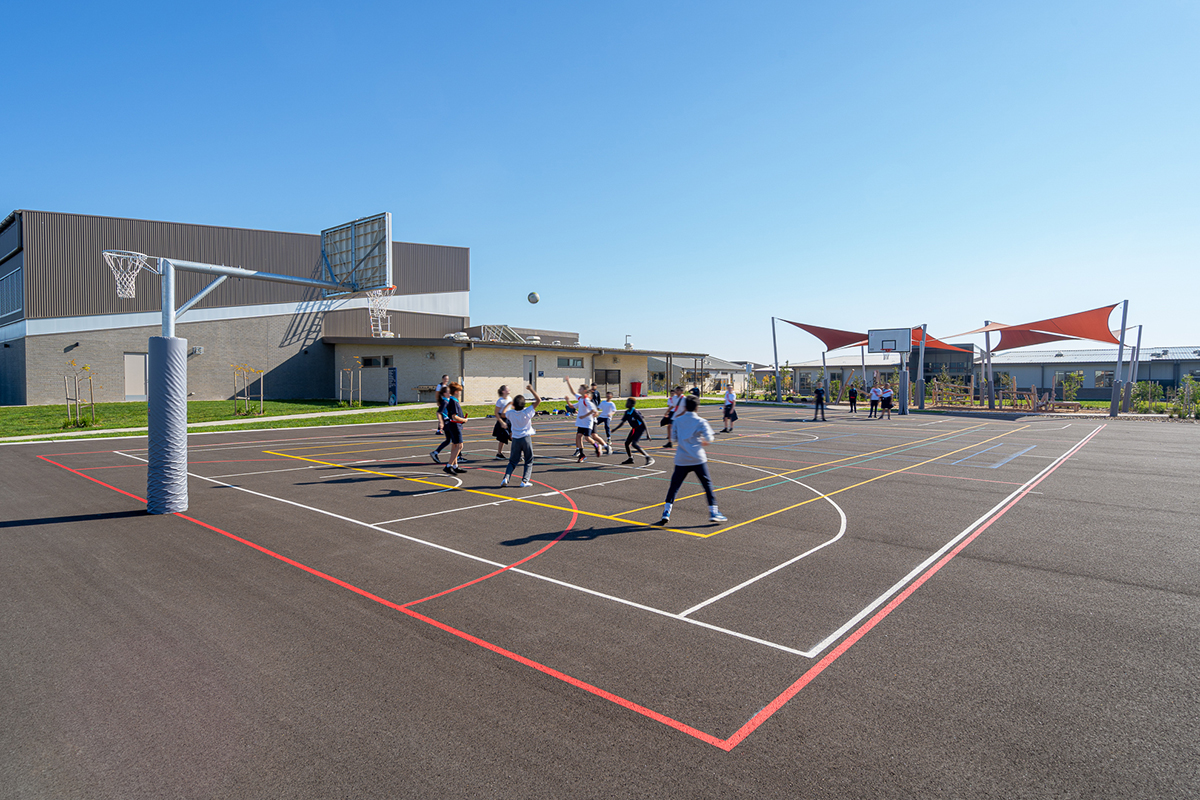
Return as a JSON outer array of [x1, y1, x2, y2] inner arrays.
[[1109, 300, 1129, 417]]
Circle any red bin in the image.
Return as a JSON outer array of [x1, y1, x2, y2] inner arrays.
[[630, 381, 643, 397]]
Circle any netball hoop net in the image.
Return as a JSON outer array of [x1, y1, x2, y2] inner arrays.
[[103, 250, 160, 299], [367, 285, 396, 337]]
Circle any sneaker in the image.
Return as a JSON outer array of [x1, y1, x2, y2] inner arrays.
[[663, 441, 673, 448], [430, 450, 442, 463], [452, 466, 466, 474], [654, 517, 670, 526], [710, 512, 728, 523], [495, 454, 506, 459], [500, 477, 509, 487], [620, 457, 636, 465], [442, 465, 454, 475], [605, 446, 613, 455], [644, 456, 655, 466], [577, 454, 587, 463], [520, 480, 533, 488]]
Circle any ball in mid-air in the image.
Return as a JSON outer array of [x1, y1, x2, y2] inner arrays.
[[528, 292, 540, 304]]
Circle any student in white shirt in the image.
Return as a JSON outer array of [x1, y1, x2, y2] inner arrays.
[[435, 374, 449, 434], [499, 384, 541, 487], [655, 395, 726, 525], [597, 392, 618, 448], [663, 386, 685, 449], [565, 377, 606, 462], [869, 384, 882, 419], [721, 384, 738, 433], [492, 385, 513, 458]]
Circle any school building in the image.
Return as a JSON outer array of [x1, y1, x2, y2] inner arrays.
[[0, 209, 704, 407]]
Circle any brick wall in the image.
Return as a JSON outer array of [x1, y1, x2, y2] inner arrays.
[[334, 343, 463, 404], [22, 315, 335, 405]]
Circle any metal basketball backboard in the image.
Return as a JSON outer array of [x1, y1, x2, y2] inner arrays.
[[321, 212, 393, 297], [868, 327, 913, 354]]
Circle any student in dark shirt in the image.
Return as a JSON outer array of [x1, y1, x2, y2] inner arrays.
[[811, 385, 827, 421], [612, 398, 655, 466]]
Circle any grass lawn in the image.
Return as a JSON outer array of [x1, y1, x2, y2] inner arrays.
[[0, 396, 720, 441]]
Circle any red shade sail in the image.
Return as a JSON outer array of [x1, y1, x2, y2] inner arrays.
[[949, 304, 1121, 347], [782, 320, 866, 352], [993, 329, 1080, 352]]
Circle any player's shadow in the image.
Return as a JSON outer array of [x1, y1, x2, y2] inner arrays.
[[0, 510, 145, 528], [499, 522, 644, 546]]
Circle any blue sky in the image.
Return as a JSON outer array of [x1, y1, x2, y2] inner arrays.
[[4, 1, 1197, 363]]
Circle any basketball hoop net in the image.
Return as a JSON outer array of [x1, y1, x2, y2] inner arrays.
[[366, 285, 396, 337], [102, 250, 159, 299]]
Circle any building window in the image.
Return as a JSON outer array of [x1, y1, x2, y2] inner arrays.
[[361, 356, 393, 368], [1094, 370, 1114, 388], [558, 357, 584, 368], [594, 369, 620, 386]]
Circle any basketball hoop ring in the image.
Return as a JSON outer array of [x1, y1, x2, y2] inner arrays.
[[102, 250, 160, 299]]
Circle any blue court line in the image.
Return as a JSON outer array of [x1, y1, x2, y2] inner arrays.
[[723, 428, 986, 492], [953, 444, 1037, 468], [951, 443, 1004, 465]]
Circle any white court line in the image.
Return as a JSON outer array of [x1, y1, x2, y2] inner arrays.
[[112, 451, 810, 657], [678, 463, 848, 618], [208, 464, 327, 479], [796, 423, 1106, 658], [111, 423, 1103, 660]]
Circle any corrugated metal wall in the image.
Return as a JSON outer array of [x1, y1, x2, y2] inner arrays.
[[322, 308, 469, 339], [20, 210, 470, 320]]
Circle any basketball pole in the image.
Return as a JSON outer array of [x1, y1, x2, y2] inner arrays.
[[1108, 300, 1129, 417], [771, 316, 782, 403], [1121, 324, 1142, 413], [916, 324, 928, 411]]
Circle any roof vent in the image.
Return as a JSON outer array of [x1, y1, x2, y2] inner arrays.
[[552, 340, 561, 346], [1054, 352, 1063, 357], [527, 335, 542, 345]]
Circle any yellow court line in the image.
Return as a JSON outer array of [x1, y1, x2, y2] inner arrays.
[[615, 422, 992, 515], [261, 451, 703, 537], [695, 424, 1032, 538]]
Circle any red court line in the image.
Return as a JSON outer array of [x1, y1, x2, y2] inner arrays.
[[718, 422, 1106, 750], [403, 475, 580, 607], [37, 424, 1104, 751]]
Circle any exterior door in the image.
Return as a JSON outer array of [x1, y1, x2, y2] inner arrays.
[[524, 356, 536, 392], [124, 352, 148, 401]]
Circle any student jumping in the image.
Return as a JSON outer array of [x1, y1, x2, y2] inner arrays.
[[656, 395, 725, 525], [565, 377, 606, 461], [499, 384, 541, 487], [493, 385, 512, 459], [611, 397, 655, 466]]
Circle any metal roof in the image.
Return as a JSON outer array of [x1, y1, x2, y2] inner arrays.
[[989, 346, 1200, 365]]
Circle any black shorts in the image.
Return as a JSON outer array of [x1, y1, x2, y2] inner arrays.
[[627, 427, 646, 444], [882, 397, 893, 409], [444, 423, 463, 444], [492, 420, 511, 444], [576, 425, 594, 437]]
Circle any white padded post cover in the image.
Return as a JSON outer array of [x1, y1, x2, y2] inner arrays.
[[147, 336, 188, 513]]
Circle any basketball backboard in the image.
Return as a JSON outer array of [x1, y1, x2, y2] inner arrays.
[[868, 327, 913, 354], [321, 212, 393, 297]]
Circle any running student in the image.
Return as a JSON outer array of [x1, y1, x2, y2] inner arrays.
[[848, 384, 858, 414], [438, 383, 468, 474], [430, 385, 452, 462], [662, 386, 685, 448], [435, 374, 449, 434], [868, 384, 882, 418], [721, 384, 737, 433], [611, 397, 655, 466], [880, 382, 894, 420], [565, 377, 606, 461], [655, 395, 726, 525], [492, 385, 512, 459], [499, 385, 541, 487], [597, 392, 617, 442]]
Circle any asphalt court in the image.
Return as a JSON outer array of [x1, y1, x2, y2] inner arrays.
[[6, 407, 1198, 797]]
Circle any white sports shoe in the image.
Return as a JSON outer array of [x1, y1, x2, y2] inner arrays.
[[500, 477, 509, 487], [520, 480, 533, 488], [710, 511, 728, 523]]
